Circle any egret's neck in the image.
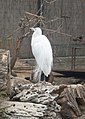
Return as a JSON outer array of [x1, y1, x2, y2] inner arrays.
[[32, 30, 42, 39]]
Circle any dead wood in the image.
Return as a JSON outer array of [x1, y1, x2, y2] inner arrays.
[[57, 84, 85, 118], [25, 12, 44, 20], [1, 81, 62, 119], [0, 101, 47, 118], [10, 12, 42, 72], [0, 50, 11, 94], [1, 70, 85, 119], [10, 79, 61, 113], [11, 24, 25, 71]]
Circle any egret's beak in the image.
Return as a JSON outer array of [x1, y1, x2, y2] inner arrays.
[[30, 27, 35, 32]]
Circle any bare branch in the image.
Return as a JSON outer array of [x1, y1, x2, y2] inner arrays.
[[25, 12, 44, 19], [44, 0, 57, 4]]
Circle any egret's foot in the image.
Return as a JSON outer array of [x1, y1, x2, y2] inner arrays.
[[42, 80, 47, 85]]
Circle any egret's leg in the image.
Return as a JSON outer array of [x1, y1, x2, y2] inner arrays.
[[38, 71, 41, 83], [44, 75, 45, 82], [43, 74, 46, 84]]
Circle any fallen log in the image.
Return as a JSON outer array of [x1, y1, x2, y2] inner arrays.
[[57, 84, 85, 118], [0, 101, 47, 118], [6, 76, 85, 119]]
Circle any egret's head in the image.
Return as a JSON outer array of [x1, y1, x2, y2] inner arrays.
[[30, 27, 42, 36]]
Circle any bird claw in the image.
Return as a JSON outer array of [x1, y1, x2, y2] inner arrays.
[[42, 80, 47, 85]]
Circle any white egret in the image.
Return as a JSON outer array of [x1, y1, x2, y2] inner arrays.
[[30, 27, 53, 82]]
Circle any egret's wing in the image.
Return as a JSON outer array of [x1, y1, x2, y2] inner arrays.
[[31, 35, 53, 76]]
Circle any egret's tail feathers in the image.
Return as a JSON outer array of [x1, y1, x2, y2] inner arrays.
[[33, 66, 42, 82], [43, 65, 51, 77]]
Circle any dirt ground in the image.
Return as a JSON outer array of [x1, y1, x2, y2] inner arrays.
[[12, 59, 85, 87]]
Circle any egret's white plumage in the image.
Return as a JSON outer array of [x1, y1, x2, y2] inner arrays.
[[31, 27, 53, 81]]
